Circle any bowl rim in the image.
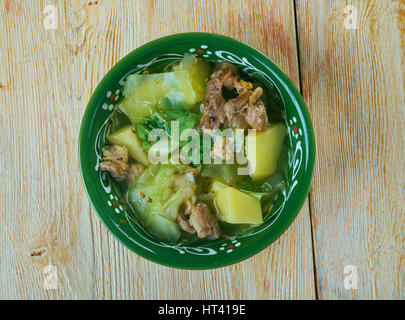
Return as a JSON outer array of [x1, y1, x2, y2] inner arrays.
[[79, 32, 315, 269]]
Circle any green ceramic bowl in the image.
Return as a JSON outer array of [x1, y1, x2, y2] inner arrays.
[[79, 33, 315, 269]]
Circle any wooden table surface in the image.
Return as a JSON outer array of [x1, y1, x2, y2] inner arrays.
[[0, 0, 403, 300]]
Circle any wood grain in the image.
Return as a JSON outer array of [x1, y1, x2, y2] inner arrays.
[[0, 0, 315, 299], [295, 0, 404, 299]]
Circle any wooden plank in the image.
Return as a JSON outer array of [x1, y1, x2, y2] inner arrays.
[[0, 0, 315, 299], [295, 0, 404, 299]]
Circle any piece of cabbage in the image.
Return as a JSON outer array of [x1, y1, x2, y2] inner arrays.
[[119, 71, 195, 124], [127, 164, 197, 242], [201, 163, 240, 185], [119, 54, 211, 124]]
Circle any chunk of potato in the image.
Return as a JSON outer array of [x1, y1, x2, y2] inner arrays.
[[119, 71, 195, 124], [246, 123, 287, 181], [107, 125, 150, 167], [215, 186, 263, 225]]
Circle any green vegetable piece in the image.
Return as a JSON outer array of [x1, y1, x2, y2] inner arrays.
[[119, 71, 197, 124], [127, 164, 197, 242], [119, 54, 211, 124], [135, 123, 150, 141], [149, 215, 181, 243], [201, 164, 240, 185]]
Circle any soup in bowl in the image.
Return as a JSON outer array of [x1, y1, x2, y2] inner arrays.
[[79, 33, 315, 269]]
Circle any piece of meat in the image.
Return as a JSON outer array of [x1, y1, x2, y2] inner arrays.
[[183, 195, 195, 212], [224, 90, 250, 129], [177, 196, 220, 239], [200, 78, 226, 131], [211, 136, 234, 161], [227, 113, 249, 130], [234, 78, 253, 94], [177, 196, 197, 234], [126, 163, 146, 186], [225, 86, 268, 131], [211, 66, 236, 90], [249, 86, 263, 104], [201, 63, 268, 132], [99, 145, 129, 181], [177, 211, 196, 234], [189, 203, 215, 238], [245, 87, 268, 131], [245, 101, 268, 131]]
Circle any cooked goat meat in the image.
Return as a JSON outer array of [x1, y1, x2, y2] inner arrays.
[[177, 211, 196, 234], [184, 195, 197, 213], [245, 87, 268, 131], [224, 90, 250, 115], [200, 78, 226, 130], [200, 114, 215, 132], [189, 203, 217, 238], [224, 90, 250, 128], [245, 101, 268, 131], [201, 64, 268, 132], [249, 86, 263, 103], [99, 145, 129, 181], [225, 86, 268, 132], [126, 163, 146, 186], [228, 113, 249, 130], [177, 196, 220, 239], [211, 65, 252, 93], [211, 136, 234, 161], [102, 144, 129, 163], [234, 78, 253, 94], [177, 197, 197, 235], [211, 66, 236, 90]]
